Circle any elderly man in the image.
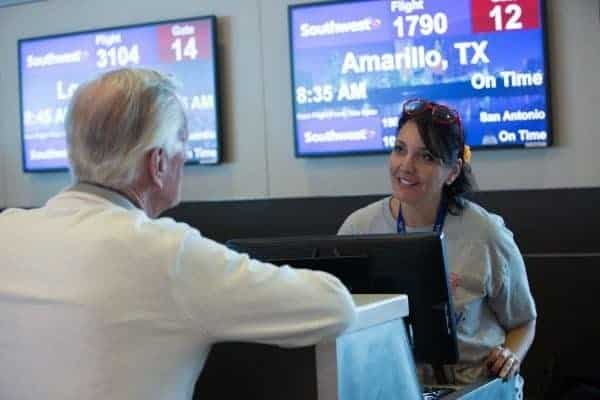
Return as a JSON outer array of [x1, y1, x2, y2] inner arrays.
[[0, 68, 355, 400]]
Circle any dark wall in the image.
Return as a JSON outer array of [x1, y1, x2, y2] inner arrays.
[[163, 187, 600, 400], [163, 187, 600, 254], [523, 255, 600, 399]]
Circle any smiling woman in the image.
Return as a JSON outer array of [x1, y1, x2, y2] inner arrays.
[[338, 98, 537, 391]]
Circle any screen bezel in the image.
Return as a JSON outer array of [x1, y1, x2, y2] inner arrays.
[[287, 0, 554, 158], [17, 14, 223, 173]]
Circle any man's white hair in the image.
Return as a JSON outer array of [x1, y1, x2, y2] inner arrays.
[[65, 68, 187, 188]]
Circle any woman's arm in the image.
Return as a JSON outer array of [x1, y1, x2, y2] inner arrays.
[[484, 211, 538, 380], [505, 318, 537, 360], [486, 318, 537, 379]]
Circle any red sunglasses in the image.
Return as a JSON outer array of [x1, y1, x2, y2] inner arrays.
[[402, 98, 461, 127]]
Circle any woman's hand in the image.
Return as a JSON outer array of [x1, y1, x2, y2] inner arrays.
[[485, 345, 521, 380]]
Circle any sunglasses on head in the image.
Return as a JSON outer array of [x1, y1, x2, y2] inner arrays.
[[402, 98, 461, 126]]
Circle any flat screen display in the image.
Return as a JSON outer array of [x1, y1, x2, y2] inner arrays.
[[18, 15, 222, 172], [227, 232, 458, 365], [289, 0, 552, 157]]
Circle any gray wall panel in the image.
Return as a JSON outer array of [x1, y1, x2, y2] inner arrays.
[[0, 0, 599, 207]]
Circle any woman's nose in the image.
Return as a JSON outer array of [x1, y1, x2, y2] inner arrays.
[[400, 153, 417, 172]]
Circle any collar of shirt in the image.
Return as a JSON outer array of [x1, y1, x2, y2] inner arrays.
[[67, 182, 138, 211]]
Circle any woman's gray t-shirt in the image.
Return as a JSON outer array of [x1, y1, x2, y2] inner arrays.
[[338, 197, 537, 384]]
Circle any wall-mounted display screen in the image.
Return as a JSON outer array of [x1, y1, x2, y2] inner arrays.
[[19, 15, 222, 172], [289, 0, 551, 157]]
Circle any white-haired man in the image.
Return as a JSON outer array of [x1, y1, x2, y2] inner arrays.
[[0, 68, 356, 400]]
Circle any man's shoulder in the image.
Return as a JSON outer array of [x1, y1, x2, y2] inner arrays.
[[149, 214, 196, 236], [102, 208, 197, 241], [1, 196, 198, 242], [0, 207, 25, 217], [0, 206, 45, 226]]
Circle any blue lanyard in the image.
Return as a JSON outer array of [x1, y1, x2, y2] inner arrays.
[[396, 198, 448, 234]]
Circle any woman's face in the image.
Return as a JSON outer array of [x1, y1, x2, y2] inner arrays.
[[389, 120, 460, 209]]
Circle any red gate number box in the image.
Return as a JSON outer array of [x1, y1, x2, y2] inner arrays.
[[471, 0, 540, 34]]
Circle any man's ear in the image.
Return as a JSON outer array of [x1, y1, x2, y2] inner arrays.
[[148, 148, 166, 189], [446, 158, 463, 186]]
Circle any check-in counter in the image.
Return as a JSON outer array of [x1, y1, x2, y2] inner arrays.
[[194, 294, 518, 399]]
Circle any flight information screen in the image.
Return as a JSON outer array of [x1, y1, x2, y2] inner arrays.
[[289, 0, 551, 157], [19, 16, 221, 172]]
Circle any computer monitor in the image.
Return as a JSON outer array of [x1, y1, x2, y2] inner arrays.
[[226, 233, 458, 366]]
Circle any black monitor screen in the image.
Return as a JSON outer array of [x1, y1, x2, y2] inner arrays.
[[227, 232, 458, 365]]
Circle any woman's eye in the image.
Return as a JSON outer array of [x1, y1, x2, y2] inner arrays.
[[393, 144, 405, 153], [421, 152, 435, 162]]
